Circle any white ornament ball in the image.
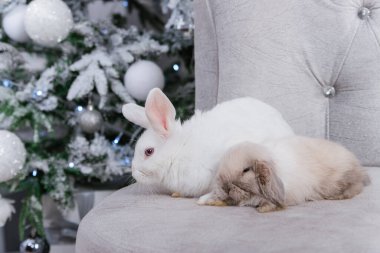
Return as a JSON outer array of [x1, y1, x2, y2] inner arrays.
[[2, 5, 29, 42], [24, 0, 74, 47], [124, 60, 165, 101], [0, 130, 26, 182]]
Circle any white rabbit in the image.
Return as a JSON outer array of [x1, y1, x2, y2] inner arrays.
[[198, 137, 370, 212], [122, 88, 294, 198]]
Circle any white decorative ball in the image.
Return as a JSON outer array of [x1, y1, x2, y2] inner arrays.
[[24, 0, 74, 47], [2, 5, 29, 42], [124, 60, 165, 101], [0, 130, 26, 182]]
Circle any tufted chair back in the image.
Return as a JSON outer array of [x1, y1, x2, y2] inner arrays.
[[195, 0, 380, 166]]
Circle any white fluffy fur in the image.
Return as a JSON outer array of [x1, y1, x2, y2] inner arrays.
[[122, 88, 294, 197]]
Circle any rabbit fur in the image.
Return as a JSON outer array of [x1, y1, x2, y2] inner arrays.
[[198, 137, 370, 212], [122, 88, 294, 198]]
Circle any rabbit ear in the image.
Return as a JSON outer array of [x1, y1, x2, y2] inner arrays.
[[145, 88, 176, 137], [122, 103, 150, 129], [254, 161, 285, 207]]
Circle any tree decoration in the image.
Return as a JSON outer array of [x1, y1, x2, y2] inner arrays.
[[67, 49, 112, 105], [24, 0, 74, 47], [78, 100, 103, 134], [68, 133, 131, 181], [162, 0, 194, 39], [124, 60, 165, 101], [2, 4, 29, 42], [0, 130, 26, 182], [19, 228, 50, 253], [0, 0, 194, 242]]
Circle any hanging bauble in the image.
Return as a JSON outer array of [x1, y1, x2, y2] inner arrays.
[[78, 101, 103, 134], [2, 5, 29, 42], [124, 60, 165, 101], [19, 229, 50, 253], [0, 130, 26, 182], [24, 0, 73, 47], [0, 0, 17, 13]]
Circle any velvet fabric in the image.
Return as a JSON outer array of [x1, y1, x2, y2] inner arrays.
[[76, 168, 380, 253], [195, 0, 380, 166]]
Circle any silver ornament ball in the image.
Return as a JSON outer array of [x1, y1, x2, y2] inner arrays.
[[78, 106, 103, 134], [0, 130, 26, 182], [19, 236, 48, 253]]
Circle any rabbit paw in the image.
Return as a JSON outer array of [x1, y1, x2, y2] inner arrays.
[[197, 193, 227, 206], [197, 192, 213, 205], [171, 192, 182, 198], [208, 200, 228, 206], [256, 202, 284, 213]]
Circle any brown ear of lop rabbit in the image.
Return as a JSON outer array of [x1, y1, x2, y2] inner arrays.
[[197, 137, 370, 213]]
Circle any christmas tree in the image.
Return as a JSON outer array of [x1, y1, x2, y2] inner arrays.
[[0, 0, 194, 242]]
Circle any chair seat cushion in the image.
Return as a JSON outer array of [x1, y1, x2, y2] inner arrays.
[[76, 167, 380, 253]]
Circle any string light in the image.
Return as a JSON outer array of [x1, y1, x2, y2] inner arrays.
[[173, 64, 180, 72], [1, 79, 13, 88], [112, 133, 123, 146], [75, 105, 84, 113], [32, 88, 47, 101]]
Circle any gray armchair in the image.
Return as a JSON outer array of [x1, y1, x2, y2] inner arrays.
[[76, 1, 380, 252]]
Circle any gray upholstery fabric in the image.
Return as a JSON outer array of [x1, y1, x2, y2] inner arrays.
[[195, 0, 380, 166], [76, 168, 380, 253], [76, 1, 380, 252]]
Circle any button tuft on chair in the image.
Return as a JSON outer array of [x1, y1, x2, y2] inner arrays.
[[323, 86, 336, 98], [358, 7, 371, 19]]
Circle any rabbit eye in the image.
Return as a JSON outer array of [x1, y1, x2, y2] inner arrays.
[[242, 167, 252, 173], [144, 148, 154, 157]]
